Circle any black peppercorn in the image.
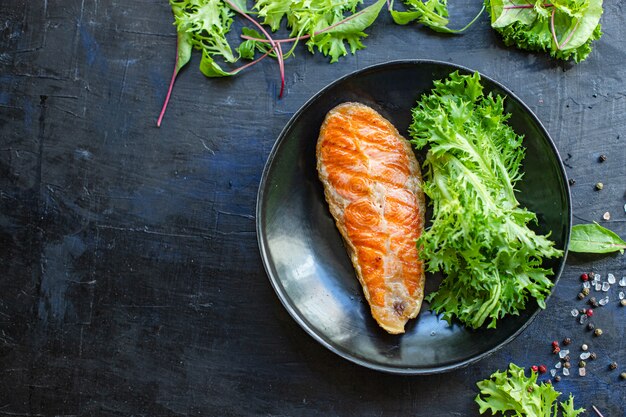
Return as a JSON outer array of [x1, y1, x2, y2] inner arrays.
[[564, 362, 571, 369], [577, 292, 585, 300], [588, 297, 597, 305], [609, 362, 618, 370], [554, 375, 561, 382], [568, 178, 576, 185], [590, 352, 597, 360], [599, 154, 607, 162], [563, 337, 571, 346], [563, 355, 571, 362], [587, 322, 595, 331]]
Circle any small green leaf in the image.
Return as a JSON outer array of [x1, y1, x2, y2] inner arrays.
[[176, 30, 193, 73], [569, 222, 626, 254], [390, 0, 484, 34], [199, 50, 234, 77]]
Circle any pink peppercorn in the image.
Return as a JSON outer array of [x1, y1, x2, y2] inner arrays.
[[531, 365, 539, 373], [538, 365, 547, 374], [586, 309, 593, 317], [581, 273, 589, 281]]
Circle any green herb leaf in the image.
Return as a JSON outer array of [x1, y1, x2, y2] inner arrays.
[[410, 71, 562, 329], [199, 50, 235, 77], [475, 363, 585, 417], [569, 222, 626, 254], [390, 0, 484, 34], [485, 0, 603, 62]]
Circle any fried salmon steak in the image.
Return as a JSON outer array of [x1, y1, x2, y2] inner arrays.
[[316, 102, 426, 334]]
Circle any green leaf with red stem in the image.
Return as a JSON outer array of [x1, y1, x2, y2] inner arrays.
[[157, 29, 192, 127]]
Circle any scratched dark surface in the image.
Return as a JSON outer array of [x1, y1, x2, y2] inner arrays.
[[0, 0, 625, 416]]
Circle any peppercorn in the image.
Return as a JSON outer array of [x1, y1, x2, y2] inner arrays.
[[563, 337, 571, 346], [582, 288, 590, 296], [538, 365, 547, 374], [554, 375, 561, 382], [580, 308, 587, 315], [589, 272, 595, 279], [594, 328, 603, 337], [531, 365, 539, 373], [621, 372, 626, 380], [580, 273, 589, 281], [609, 362, 618, 370], [545, 379, 552, 385], [595, 182, 604, 191], [590, 352, 597, 360], [568, 178, 576, 186], [563, 355, 571, 363], [586, 309, 594, 317], [552, 341, 560, 348], [587, 323, 595, 331], [564, 362, 571, 369], [599, 154, 607, 162], [527, 386, 534, 393], [581, 344, 589, 351], [579, 360, 586, 368], [621, 299, 626, 307], [577, 292, 585, 300], [588, 297, 597, 305], [591, 300, 599, 308], [553, 346, 561, 354]]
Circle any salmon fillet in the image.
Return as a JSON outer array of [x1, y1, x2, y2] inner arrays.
[[316, 102, 426, 334]]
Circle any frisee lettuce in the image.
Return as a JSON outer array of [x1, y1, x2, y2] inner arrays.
[[475, 363, 585, 417], [390, 0, 485, 34], [485, 0, 603, 62], [409, 71, 562, 329]]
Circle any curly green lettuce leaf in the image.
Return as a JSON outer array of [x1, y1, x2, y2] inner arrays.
[[475, 364, 585, 417], [254, 0, 386, 63], [485, 0, 603, 62], [410, 71, 562, 329], [390, 0, 484, 34], [172, 0, 237, 63]]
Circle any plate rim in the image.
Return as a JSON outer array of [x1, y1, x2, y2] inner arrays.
[[256, 59, 573, 374]]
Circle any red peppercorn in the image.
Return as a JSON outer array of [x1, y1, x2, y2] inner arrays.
[[538, 365, 547, 374], [553, 346, 561, 354], [586, 309, 593, 317], [581, 273, 589, 281], [552, 341, 559, 348], [531, 365, 539, 372]]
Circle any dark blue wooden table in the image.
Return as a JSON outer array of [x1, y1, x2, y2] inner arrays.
[[1, 1, 624, 415]]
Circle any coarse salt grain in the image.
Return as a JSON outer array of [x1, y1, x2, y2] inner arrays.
[[599, 296, 609, 306], [550, 369, 557, 377], [619, 277, 626, 287], [579, 367, 586, 377], [583, 281, 591, 289], [595, 282, 603, 291], [571, 309, 579, 317], [559, 349, 570, 359], [563, 368, 570, 376], [608, 274, 616, 284], [619, 291, 625, 300], [603, 212, 611, 220], [580, 352, 591, 360], [602, 282, 610, 292], [555, 362, 562, 369], [579, 314, 588, 324]]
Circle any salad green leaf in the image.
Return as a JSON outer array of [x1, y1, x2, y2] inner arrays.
[[569, 222, 626, 254], [390, 0, 484, 34], [475, 363, 585, 417], [409, 71, 562, 329], [485, 0, 603, 62], [254, 0, 386, 63]]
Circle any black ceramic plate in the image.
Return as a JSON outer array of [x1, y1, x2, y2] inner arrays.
[[256, 60, 571, 374]]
